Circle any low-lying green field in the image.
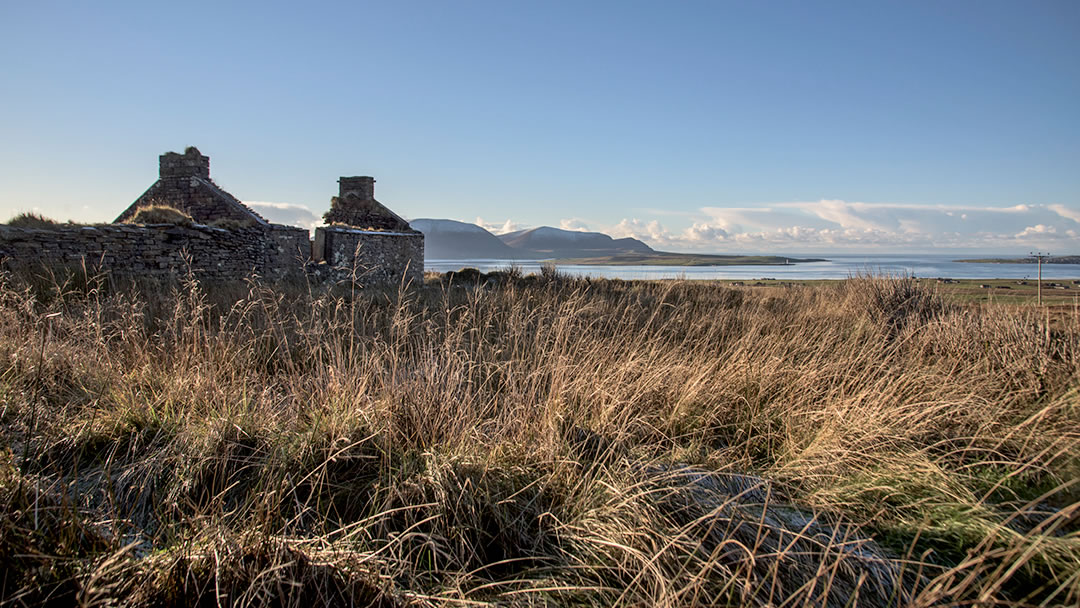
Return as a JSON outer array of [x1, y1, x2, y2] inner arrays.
[[1, 269, 1077, 606]]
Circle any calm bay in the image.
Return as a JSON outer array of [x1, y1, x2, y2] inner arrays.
[[426, 254, 1080, 281]]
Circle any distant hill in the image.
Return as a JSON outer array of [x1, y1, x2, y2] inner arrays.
[[410, 219, 519, 259], [412, 220, 654, 260], [497, 226, 654, 257], [412, 219, 822, 266]]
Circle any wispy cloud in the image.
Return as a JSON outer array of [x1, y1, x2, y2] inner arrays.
[[1049, 204, 1080, 224]]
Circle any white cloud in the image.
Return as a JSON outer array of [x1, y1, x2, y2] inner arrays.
[[255, 198, 1079, 253], [685, 222, 729, 242], [790, 199, 893, 232], [245, 201, 321, 231], [596, 200, 1080, 253], [1015, 224, 1057, 238], [699, 206, 834, 232], [475, 217, 523, 234], [610, 218, 680, 246], [559, 218, 591, 231], [1049, 204, 1080, 224], [610, 218, 734, 250]]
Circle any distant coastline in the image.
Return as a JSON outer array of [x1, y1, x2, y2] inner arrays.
[[555, 253, 827, 266], [956, 256, 1080, 264]]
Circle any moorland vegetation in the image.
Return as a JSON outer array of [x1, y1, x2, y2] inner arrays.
[[0, 267, 1077, 606]]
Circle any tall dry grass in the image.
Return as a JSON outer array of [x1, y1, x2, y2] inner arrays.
[[0, 269, 1076, 606]]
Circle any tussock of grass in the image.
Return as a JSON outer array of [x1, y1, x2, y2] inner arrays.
[[126, 204, 193, 226], [5, 211, 63, 229], [209, 217, 258, 230], [0, 271, 1077, 606]]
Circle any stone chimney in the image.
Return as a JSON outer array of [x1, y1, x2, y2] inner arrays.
[[323, 175, 410, 231], [159, 147, 210, 179], [339, 176, 375, 200]]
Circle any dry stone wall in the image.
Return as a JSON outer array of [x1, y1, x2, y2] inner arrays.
[[0, 222, 423, 286], [315, 227, 424, 284], [266, 225, 311, 270], [0, 223, 308, 281]]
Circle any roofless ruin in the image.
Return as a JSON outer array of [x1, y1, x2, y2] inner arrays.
[[0, 147, 424, 283]]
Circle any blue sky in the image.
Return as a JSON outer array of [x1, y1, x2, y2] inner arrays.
[[2, 0, 1078, 253]]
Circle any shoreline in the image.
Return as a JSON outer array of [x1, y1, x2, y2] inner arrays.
[[553, 253, 827, 266], [956, 255, 1080, 264]]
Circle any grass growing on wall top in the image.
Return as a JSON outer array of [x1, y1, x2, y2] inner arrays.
[[5, 211, 63, 229], [0, 271, 1077, 606], [126, 204, 194, 226]]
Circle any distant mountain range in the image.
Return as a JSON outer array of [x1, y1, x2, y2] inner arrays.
[[409, 219, 519, 258], [410, 218, 824, 266], [411, 219, 654, 259]]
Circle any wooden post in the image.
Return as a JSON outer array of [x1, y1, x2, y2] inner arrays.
[[1031, 252, 1048, 306]]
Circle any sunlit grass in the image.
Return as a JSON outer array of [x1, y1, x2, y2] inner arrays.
[[0, 269, 1076, 606]]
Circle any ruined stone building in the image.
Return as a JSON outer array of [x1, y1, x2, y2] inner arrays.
[[323, 176, 410, 230], [115, 147, 270, 226], [313, 177, 424, 280], [0, 148, 424, 284]]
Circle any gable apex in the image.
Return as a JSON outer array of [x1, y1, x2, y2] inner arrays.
[[115, 148, 267, 226], [323, 175, 411, 231]]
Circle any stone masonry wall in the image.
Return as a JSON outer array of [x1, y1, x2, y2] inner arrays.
[[159, 149, 210, 179], [316, 227, 424, 284], [118, 178, 267, 225], [0, 223, 307, 281], [265, 225, 311, 271]]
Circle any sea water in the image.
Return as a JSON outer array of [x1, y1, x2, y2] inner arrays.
[[424, 254, 1080, 281]]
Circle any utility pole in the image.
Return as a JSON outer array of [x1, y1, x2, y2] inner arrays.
[[1031, 252, 1048, 306]]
